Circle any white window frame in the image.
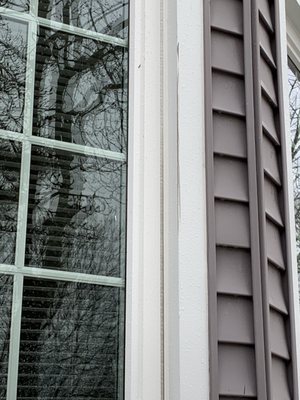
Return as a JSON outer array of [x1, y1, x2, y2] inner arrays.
[[126, 0, 209, 399]]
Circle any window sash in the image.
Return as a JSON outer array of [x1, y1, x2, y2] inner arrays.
[[0, 2, 128, 398]]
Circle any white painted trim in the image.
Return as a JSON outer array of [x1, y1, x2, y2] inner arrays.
[[162, 0, 180, 398], [125, 0, 162, 399], [176, 0, 209, 399], [280, 0, 300, 390]]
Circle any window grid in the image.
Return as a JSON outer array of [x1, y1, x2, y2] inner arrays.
[[0, 2, 128, 399]]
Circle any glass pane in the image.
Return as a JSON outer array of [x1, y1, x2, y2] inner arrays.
[[0, 0, 30, 12], [0, 0, 29, 12], [38, 0, 128, 39], [0, 16, 27, 133], [288, 62, 300, 273], [0, 274, 13, 399], [0, 139, 22, 265], [18, 278, 124, 400], [25, 146, 126, 276], [33, 27, 128, 152]]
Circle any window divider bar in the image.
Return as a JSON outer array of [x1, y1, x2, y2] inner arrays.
[[29, 136, 127, 161], [37, 16, 128, 47], [6, 274, 24, 400], [7, 18, 38, 400], [0, 130, 126, 162], [30, 0, 39, 17], [0, 264, 125, 287]]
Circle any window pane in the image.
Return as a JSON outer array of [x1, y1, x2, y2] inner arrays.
[[18, 277, 124, 400], [0, 0, 29, 12], [26, 146, 126, 276], [33, 27, 127, 152], [0, 16, 27, 133], [0, 274, 14, 399], [288, 62, 300, 273], [38, 0, 128, 39], [0, 139, 22, 265]]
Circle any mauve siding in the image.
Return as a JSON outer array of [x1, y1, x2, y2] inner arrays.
[[204, 0, 299, 399]]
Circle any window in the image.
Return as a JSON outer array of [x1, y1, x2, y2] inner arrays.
[[0, 1, 128, 399], [288, 60, 300, 275]]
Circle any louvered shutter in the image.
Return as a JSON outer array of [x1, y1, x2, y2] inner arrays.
[[205, 0, 299, 398]]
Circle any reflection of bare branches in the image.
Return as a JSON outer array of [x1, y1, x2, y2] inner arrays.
[[18, 278, 123, 399], [26, 146, 126, 277], [39, 0, 128, 38], [289, 66, 300, 269], [0, 0, 29, 12], [0, 17, 27, 133], [34, 28, 128, 153], [0, 139, 22, 265]]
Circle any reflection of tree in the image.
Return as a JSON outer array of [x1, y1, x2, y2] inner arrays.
[[289, 66, 300, 269], [34, 27, 127, 152], [0, 275, 13, 399], [0, 139, 22, 265], [19, 12, 128, 399], [26, 147, 126, 277], [0, 16, 27, 132], [18, 278, 123, 400], [38, 0, 128, 38], [0, 0, 29, 12]]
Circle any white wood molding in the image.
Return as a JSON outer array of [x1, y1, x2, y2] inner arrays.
[[176, 0, 209, 399], [125, 0, 163, 398]]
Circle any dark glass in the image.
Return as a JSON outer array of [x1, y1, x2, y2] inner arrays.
[[0, 16, 27, 133], [33, 27, 128, 153], [0, 139, 22, 265], [25, 146, 126, 276], [38, 0, 128, 39], [0, 274, 13, 399], [17, 277, 124, 400], [0, 0, 29, 12]]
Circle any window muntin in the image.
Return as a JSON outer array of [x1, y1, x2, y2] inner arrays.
[[0, 2, 128, 399]]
